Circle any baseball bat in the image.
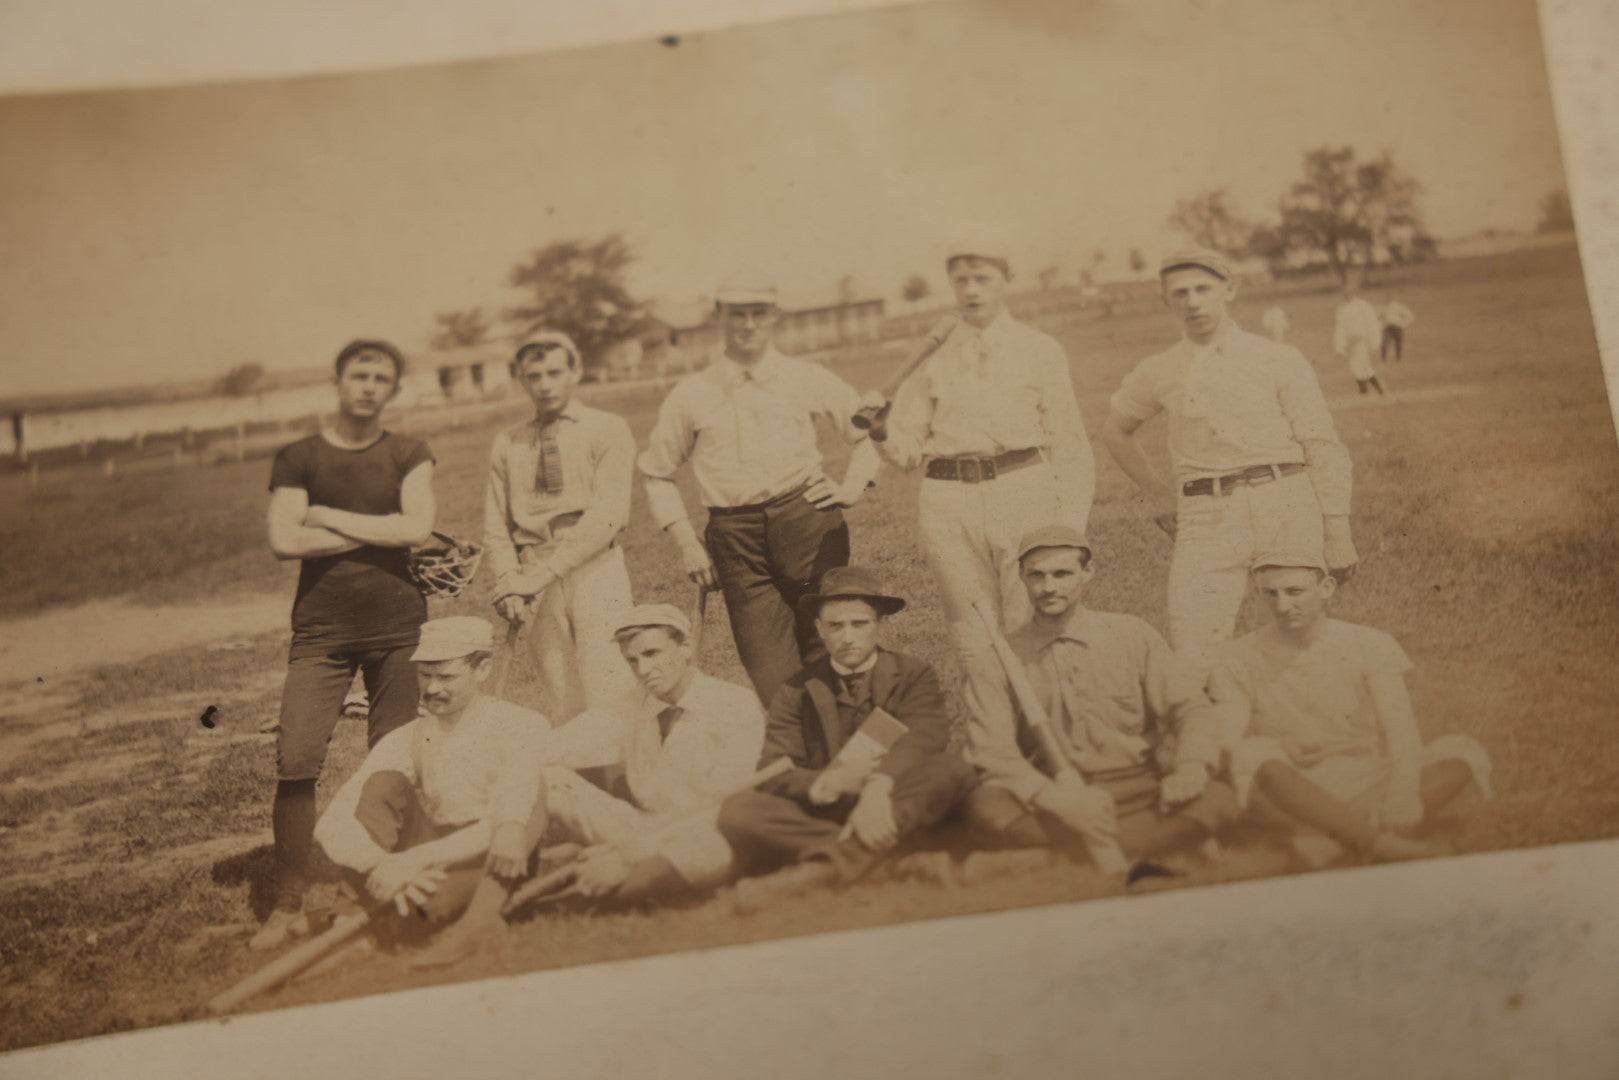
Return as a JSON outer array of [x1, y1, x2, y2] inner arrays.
[[966, 598, 1129, 875], [503, 756, 793, 915], [207, 909, 376, 1015], [851, 312, 962, 441], [689, 584, 711, 665], [492, 611, 527, 700]]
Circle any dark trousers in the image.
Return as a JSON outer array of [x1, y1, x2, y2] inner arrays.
[[719, 755, 976, 882], [962, 769, 1238, 859], [705, 490, 850, 704], [277, 646, 419, 780], [1381, 325, 1405, 362]]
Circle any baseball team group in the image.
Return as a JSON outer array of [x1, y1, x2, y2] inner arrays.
[[247, 242, 1491, 970]]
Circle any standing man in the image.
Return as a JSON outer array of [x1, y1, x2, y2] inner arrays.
[[1102, 248, 1356, 675], [256, 339, 436, 950], [639, 272, 880, 706], [962, 526, 1236, 874], [484, 331, 636, 719], [1334, 279, 1386, 395], [1380, 293, 1415, 362], [718, 567, 975, 908], [872, 241, 1095, 721], [314, 617, 550, 967], [533, 604, 767, 904]]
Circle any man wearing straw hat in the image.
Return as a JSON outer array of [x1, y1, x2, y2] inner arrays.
[[639, 270, 881, 706], [718, 566, 975, 908], [483, 330, 636, 718]]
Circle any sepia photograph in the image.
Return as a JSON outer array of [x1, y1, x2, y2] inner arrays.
[[2, 0, 1617, 1062]]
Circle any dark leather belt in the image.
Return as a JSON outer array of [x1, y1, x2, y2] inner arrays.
[[1181, 462, 1306, 497], [708, 482, 811, 517], [925, 446, 1041, 483]]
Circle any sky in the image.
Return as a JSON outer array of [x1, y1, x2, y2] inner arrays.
[[0, 0, 1571, 398]]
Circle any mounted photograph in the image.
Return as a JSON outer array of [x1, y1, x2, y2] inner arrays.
[[2, 0, 1615, 1055]]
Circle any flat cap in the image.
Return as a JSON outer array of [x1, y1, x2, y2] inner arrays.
[[714, 270, 778, 307], [612, 603, 693, 641], [797, 565, 906, 618], [1250, 548, 1330, 574], [411, 616, 496, 662], [514, 330, 581, 367], [944, 236, 1012, 270], [1016, 524, 1092, 563], [1159, 247, 1233, 281]]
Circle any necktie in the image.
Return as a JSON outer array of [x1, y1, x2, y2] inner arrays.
[[657, 705, 683, 741], [534, 419, 564, 496], [840, 671, 869, 705]]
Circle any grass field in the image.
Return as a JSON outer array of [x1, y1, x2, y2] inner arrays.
[[3, 242, 1618, 1052]]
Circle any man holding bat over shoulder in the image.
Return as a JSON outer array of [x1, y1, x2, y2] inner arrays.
[[718, 567, 975, 909], [962, 526, 1237, 878], [866, 239, 1095, 726], [639, 271, 881, 708], [483, 331, 636, 719]]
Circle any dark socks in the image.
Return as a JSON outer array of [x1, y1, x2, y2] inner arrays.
[[272, 778, 318, 911]]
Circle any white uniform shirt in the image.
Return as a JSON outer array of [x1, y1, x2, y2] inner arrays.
[[315, 696, 551, 873], [1333, 298, 1383, 354], [637, 347, 878, 528], [1381, 301, 1415, 329], [539, 670, 765, 814]]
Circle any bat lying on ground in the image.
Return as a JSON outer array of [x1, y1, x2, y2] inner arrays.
[[206, 907, 381, 1016], [850, 312, 962, 442], [503, 757, 793, 915], [967, 598, 1130, 876], [492, 609, 529, 700]]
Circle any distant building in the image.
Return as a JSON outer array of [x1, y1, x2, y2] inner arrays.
[[774, 298, 885, 355]]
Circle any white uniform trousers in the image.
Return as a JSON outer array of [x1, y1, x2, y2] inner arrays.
[[1168, 469, 1325, 676], [540, 767, 736, 887], [917, 460, 1082, 721], [519, 543, 636, 720]]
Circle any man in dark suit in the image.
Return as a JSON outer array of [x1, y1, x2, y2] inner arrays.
[[717, 567, 975, 909]]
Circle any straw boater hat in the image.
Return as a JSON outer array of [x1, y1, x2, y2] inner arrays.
[[796, 566, 906, 618]]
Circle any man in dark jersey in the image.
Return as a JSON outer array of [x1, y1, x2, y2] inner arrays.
[[251, 339, 437, 950]]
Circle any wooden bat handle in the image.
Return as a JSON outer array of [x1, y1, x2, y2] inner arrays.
[[852, 313, 963, 435], [207, 910, 374, 1015], [967, 599, 1128, 874]]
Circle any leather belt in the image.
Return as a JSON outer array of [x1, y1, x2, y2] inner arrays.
[[925, 446, 1041, 483], [1181, 462, 1306, 497], [707, 482, 811, 517]]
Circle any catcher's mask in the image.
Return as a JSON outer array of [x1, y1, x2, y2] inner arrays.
[[408, 532, 483, 599]]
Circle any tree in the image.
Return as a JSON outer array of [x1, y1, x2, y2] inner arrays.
[[504, 236, 650, 375], [217, 362, 264, 396], [837, 274, 859, 303], [1167, 189, 1253, 257], [1538, 188, 1575, 234], [900, 273, 931, 305], [1038, 265, 1062, 291], [430, 308, 492, 350], [1276, 146, 1423, 282], [1128, 248, 1147, 275]]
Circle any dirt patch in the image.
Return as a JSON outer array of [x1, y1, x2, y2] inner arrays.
[[0, 593, 286, 687]]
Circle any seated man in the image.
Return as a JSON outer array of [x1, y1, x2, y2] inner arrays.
[[717, 567, 976, 909], [533, 604, 766, 905], [314, 616, 550, 967], [962, 526, 1237, 877], [1208, 553, 1493, 866]]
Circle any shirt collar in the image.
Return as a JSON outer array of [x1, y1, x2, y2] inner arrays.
[[716, 347, 786, 387], [829, 651, 880, 678], [533, 399, 583, 426], [1025, 606, 1094, 651]]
